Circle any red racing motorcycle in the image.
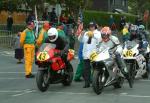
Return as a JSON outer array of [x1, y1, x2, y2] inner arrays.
[[35, 43, 74, 92]]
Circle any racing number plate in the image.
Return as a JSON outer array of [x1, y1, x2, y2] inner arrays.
[[90, 52, 98, 61], [125, 50, 133, 57], [37, 52, 49, 61]]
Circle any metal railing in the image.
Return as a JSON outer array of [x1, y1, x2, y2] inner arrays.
[[0, 30, 15, 48]]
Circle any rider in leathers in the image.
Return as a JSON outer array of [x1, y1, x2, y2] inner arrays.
[[99, 27, 132, 88], [45, 27, 69, 64]]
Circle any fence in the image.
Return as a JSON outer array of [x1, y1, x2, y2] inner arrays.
[[0, 24, 25, 48], [0, 30, 15, 48]]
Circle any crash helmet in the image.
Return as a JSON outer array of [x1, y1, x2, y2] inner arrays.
[[138, 25, 145, 31], [47, 28, 58, 42], [101, 27, 111, 42], [130, 25, 137, 33]]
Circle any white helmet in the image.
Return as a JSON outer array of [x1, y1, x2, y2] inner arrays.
[[48, 28, 58, 42]]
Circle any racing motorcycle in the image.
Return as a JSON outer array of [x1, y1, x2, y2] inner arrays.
[[122, 40, 150, 79], [35, 43, 74, 92], [90, 47, 124, 95]]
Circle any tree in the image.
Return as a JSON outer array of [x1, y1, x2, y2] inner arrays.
[[128, 0, 150, 15]]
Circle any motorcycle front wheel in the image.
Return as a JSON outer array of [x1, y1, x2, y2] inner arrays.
[[36, 70, 49, 92], [92, 70, 104, 95], [62, 63, 74, 86]]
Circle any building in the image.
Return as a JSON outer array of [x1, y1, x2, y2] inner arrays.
[[92, 0, 128, 12]]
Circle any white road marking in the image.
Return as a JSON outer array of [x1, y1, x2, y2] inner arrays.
[[46, 91, 90, 95], [0, 90, 21, 93], [120, 93, 150, 98], [0, 51, 14, 57], [0, 89, 150, 98], [0, 72, 36, 74], [45, 91, 150, 98], [139, 79, 150, 82], [0, 77, 25, 80], [12, 89, 36, 97]]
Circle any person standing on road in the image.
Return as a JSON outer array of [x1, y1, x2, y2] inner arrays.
[[36, 22, 50, 47], [78, 22, 102, 88], [74, 17, 84, 81], [20, 21, 35, 78], [14, 32, 24, 64]]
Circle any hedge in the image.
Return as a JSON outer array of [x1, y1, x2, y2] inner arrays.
[[83, 10, 137, 29]]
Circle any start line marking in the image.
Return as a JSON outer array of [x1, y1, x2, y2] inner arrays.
[[0, 89, 150, 98]]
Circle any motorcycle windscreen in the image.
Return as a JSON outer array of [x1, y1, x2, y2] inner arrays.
[[36, 43, 56, 62], [125, 41, 138, 49], [38, 43, 56, 52]]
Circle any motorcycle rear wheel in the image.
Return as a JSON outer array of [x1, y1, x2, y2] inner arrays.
[[92, 70, 104, 95], [142, 71, 149, 79], [142, 61, 150, 79], [36, 70, 49, 92]]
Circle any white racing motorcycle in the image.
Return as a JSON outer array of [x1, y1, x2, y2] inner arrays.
[[90, 46, 124, 95], [122, 40, 150, 79]]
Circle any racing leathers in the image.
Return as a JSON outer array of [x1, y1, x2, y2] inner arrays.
[[45, 34, 70, 64]]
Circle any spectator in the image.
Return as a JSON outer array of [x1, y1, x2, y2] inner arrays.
[[135, 16, 143, 26], [74, 17, 84, 82], [67, 12, 75, 26], [78, 22, 102, 88], [26, 11, 35, 23], [120, 16, 126, 30], [60, 13, 68, 24], [66, 24, 75, 49], [7, 14, 13, 31], [109, 15, 116, 31], [50, 8, 57, 23], [122, 24, 130, 42], [42, 8, 49, 21], [14, 32, 24, 64]]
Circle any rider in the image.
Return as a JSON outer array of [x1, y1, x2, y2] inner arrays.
[[138, 25, 149, 43], [129, 24, 138, 41], [138, 25, 150, 69], [100, 27, 133, 88], [45, 27, 70, 64]]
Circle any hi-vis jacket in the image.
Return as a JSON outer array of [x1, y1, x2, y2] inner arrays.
[[20, 28, 35, 47], [36, 28, 48, 47]]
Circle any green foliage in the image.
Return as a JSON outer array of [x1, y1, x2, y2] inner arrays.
[[128, 0, 150, 15], [83, 10, 137, 28]]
